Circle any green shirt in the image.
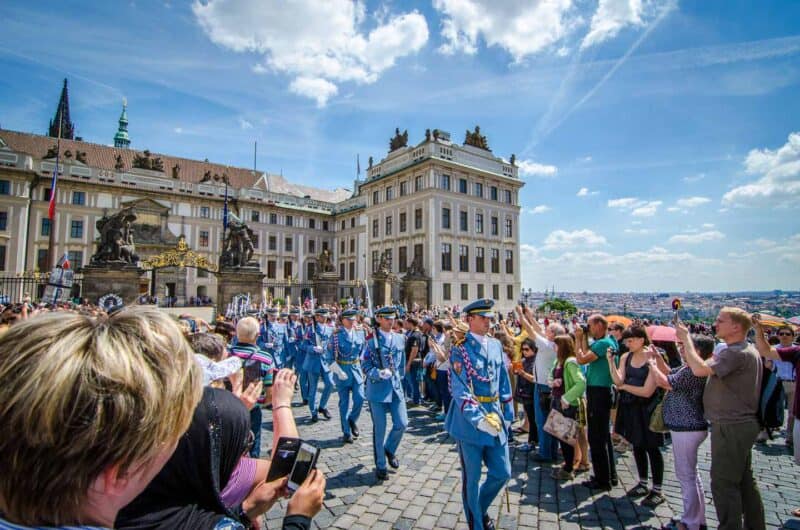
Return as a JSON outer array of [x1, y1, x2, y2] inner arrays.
[[585, 335, 616, 387]]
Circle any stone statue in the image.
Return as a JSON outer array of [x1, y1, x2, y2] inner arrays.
[[376, 250, 392, 275], [317, 249, 336, 273], [114, 154, 125, 171], [132, 149, 164, 172], [406, 254, 426, 278], [45, 145, 59, 159], [464, 125, 490, 151], [433, 129, 440, 140], [389, 128, 409, 151], [91, 208, 140, 265], [509, 153, 516, 166], [75, 150, 87, 164], [368, 156, 373, 169], [220, 213, 256, 268], [201, 171, 212, 183], [171, 164, 180, 179], [425, 128, 431, 141]]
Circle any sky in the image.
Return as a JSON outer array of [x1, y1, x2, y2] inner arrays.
[[0, 0, 798, 292]]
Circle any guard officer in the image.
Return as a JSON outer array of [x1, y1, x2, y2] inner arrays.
[[363, 306, 408, 480], [302, 307, 334, 422], [328, 308, 366, 443], [445, 299, 514, 530], [259, 307, 288, 369]]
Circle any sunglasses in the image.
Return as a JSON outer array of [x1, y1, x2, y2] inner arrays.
[[778, 332, 793, 337]]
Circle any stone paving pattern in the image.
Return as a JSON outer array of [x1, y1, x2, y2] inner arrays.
[[260, 388, 800, 529]]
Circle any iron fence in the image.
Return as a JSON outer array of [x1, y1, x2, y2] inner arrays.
[[0, 274, 83, 305]]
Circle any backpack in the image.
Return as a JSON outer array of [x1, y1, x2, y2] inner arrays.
[[758, 361, 786, 431]]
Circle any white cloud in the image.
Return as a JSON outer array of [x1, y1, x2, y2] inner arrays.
[[193, 0, 429, 106], [581, 0, 673, 49], [667, 230, 725, 245], [432, 0, 577, 61], [624, 227, 653, 235], [528, 205, 552, 214], [751, 238, 777, 248], [238, 117, 253, 130], [517, 159, 558, 178], [608, 197, 661, 216], [683, 172, 706, 183], [702, 223, 715, 229], [722, 131, 800, 207], [543, 229, 607, 250], [173, 127, 183, 134], [577, 187, 597, 197], [631, 201, 662, 217], [608, 197, 641, 208], [676, 196, 711, 208], [666, 206, 682, 213]]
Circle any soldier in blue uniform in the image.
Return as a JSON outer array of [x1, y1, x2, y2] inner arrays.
[[363, 306, 408, 480], [302, 307, 335, 422], [295, 310, 313, 405], [259, 307, 288, 369], [328, 308, 366, 443], [445, 299, 514, 530], [285, 308, 302, 373]]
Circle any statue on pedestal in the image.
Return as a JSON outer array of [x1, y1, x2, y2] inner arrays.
[[317, 249, 336, 274], [389, 128, 409, 151], [220, 214, 256, 268], [376, 250, 392, 276], [90, 208, 140, 265], [464, 125, 490, 151], [405, 254, 426, 278]]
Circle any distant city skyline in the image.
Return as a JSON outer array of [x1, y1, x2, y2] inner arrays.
[[1, 1, 798, 292]]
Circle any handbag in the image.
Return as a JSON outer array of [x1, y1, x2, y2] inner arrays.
[[544, 408, 579, 446], [648, 390, 669, 433]]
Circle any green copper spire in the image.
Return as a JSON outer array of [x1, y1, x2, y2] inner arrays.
[[113, 98, 130, 148]]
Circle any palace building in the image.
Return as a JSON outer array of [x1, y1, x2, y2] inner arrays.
[[0, 80, 523, 310]]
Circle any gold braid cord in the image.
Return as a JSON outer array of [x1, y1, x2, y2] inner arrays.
[[140, 236, 218, 273]]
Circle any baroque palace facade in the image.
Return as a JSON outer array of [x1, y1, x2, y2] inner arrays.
[[0, 81, 523, 310]]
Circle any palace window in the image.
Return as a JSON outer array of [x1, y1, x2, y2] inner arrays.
[[443, 283, 451, 301], [458, 178, 468, 194], [491, 248, 499, 273], [415, 175, 423, 191], [399, 212, 407, 233], [459, 211, 468, 231], [70, 220, 83, 238], [460, 283, 468, 300], [491, 216, 498, 236], [441, 208, 450, 229], [72, 191, 85, 205], [475, 213, 483, 234], [505, 250, 514, 274], [399, 246, 408, 273], [415, 208, 422, 230], [285, 237, 293, 252], [385, 215, 392, 236], [251, 210, 260, 223], [440, 174, 451, 191], [474, 183, 483, 198], [441, 243, 452, 271], [199, 230, 209, 247], [41, 218, 51, 237], [490, 186, 498, 201], [459, 245, 469, 272], [268, 235, 276, 251], [476, 247, 485, 273], [372, 218, 379, 238], [0, 212, 6, 231], [505, 218, 513, 238], [200, 206, 210, 218]]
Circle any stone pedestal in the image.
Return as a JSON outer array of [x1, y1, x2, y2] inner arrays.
[[402, 276, 429, 309], [313, 272, 340, 306], [81, 265, 144, 306], [371, 272, 396, 308], [216, 267, 265, 316]]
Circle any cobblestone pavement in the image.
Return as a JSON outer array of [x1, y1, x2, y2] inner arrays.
[[260, 388, 800, 529]]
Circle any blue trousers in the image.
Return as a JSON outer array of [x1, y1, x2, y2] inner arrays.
[[307, 370, 333, 418], [369, 394, 408, 471], [404, 362, 422, 404], [534, 383, 558, 460], [336, 376, 365, 436], [249, 405, 262, 458], [457, 440, 511, 530], [435, 369, 452, 413]]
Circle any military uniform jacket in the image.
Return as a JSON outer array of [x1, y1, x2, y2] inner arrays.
[[362, 330, 406, 403], [328, 327, 366, 384], [444, 332, 514, 446], [258, 321, 288, 359], [301, 323, 334, 373]]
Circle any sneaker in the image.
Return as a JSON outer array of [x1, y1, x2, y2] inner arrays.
[[551, 468, 575, 481], [517, 443, 534, 452], [581, 478, 611, 491], [626, 483, 649, 498], [642, 490, 666, 508]]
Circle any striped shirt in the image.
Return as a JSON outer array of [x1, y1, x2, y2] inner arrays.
[[0, 517, 108, 530]]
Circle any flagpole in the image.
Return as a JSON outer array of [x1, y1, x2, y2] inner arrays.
[[46, 110, 62, 271]]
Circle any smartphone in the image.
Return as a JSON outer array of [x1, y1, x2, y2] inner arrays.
[[242, 360, 262, 389], [287, 441, 321, 491], [265, 437, 301, 483]]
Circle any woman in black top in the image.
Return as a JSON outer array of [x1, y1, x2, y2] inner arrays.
[[513, 338, 539, 451]]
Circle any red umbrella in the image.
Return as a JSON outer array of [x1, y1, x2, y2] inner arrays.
[[647, 325, 677, 342]]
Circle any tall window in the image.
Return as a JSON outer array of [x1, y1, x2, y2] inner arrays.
[[399, 181, 408, 196], [0, 245, 5, 271], [251, 210, 260, 223], [309, 239, 317, 254], [414, 208, 422, 230], [70, 220, 83, 238], [504, 190, 512, 204], [340, 263, 345, 281], [399, 212, 407, 233], [460, 283, 469, 300], [251, 233, 259, 249], [491, 248, 499, 273], [442, 208, 451, 229], [0, 181, 9, 195], [475, 213, 483, 234], [441, 243, 452, 271], [41, 218, 51, 237], [385, 215, 392, 236], [477, 284, 485, 298], [504, 218, 513, 238], [458, 178, 468, 194], [372, 250, 379, 272], [493, 284, 499, 299], [42, 188, 52, 201], [72, 191, 86, 205], [264, 260, 275, 279], [268, 235, 276, 250], [339, 240, 344, 255], [415, 175, 423, 191], [491, 216, 498, 236], [284, 261, 293, 278], [414, 244, 423, 264], [200, 206, 210, 218], [341, 220, 345, 230], [505, 250, 514, 274], [372, 191, 380, 205], [440, 174, 451, 191], [399, 246, 408, 272], [322, 221, 329, 231], [507, 285, 514, 300], [490, 186, 498, 201], [37, 248, 48, 271], [350, 218, 355, 228], [0, 212, 6, 231], [310, 218, 316, 229], [476, 247, 485, 273], [199, 230, 209, 247], [350, 238, 355, 253], [459, 211, 468, 231], [322, 241, 329, 251], [459, 245, 469, 272], [268, 212, 277, 224], [284, 236, 293, 252], [349, 262, 355, 280], [372, 218, 379, 238], [286, 215, 293, 227], [443, 283, 451, 301], [386, 186, 393, 201], [384, 249, 392, 271], [67, 250, 83, 269], [474, 182, 483, 198]]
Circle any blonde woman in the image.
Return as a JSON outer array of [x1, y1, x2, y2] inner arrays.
[[549, 334, 587, 481]]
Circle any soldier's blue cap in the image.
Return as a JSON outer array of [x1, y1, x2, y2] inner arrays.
[[314, 308, 329, 315], [265, 307, 278, 314], [289, 308, 301, 314], [341, 309, 358, 319], [463, 298, 495, 317], [375, 307, 398, 319], [302, 310, 313, 317], [280, 312, 289, 318]]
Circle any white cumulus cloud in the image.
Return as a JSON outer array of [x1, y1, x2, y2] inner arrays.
[[667, 230, 725, 245], [577, 187, 593, 197], [543, 229, 607, 250], [676, 196, 711, 208], [517, 159, 558, 178], [192, 0, 429, 106], [238, 117, 253, 130], [528, 205, 552, 214], [722, 131, 800, 208], [581, 0, 674, 49], [432, 0, 577, 61], [608, 197, 661, 216], [631, 201, 662, 217]]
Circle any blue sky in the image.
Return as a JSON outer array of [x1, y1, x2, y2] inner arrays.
[[1, 0, 799, 292]]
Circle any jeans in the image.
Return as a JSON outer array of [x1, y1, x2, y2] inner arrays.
[[586, 385, 615, 487], [249, 405, 262, 458], [435, 369, 452, 413], [405, 362, 422, 404], [534, 383, 557, 460], [632, 446, 664, 487], [521, 400, 539, 446], [671, 430, 708, 530]]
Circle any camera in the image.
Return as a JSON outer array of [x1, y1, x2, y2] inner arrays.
[[580, 323, 589, 333]]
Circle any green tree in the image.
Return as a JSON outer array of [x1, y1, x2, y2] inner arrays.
[[538, 297, 577, 315]]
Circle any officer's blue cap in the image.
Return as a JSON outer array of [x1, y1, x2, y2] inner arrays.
[[280, 312, 289, 318], [463, 298, 495, 317], [265, 307, 278, 314], [375, 307, 397, 319], [302, 310, 313, 317], [314, 308, 329, 316], [290, 308, 301, 315], [341, 309, 358, 319]]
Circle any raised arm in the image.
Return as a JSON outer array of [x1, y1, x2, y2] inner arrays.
[[574, 327, 598, 365], [607, 351, 627, 387], [751, 315, 780, 360], [675, 322, 713, 377]]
